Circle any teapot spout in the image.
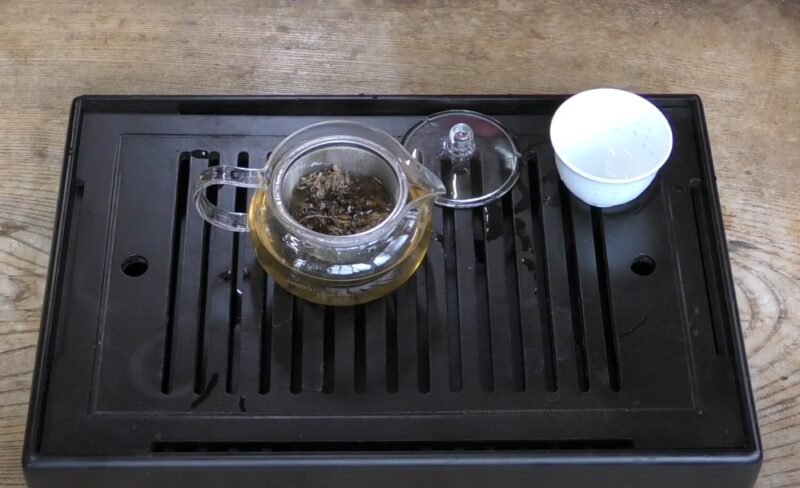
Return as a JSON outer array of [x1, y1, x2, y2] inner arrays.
[[403, 153, 446, 209]]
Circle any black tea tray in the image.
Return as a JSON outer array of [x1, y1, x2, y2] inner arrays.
[[23, 96, 761, 488]]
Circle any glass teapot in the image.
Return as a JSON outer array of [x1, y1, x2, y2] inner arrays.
[[193, 121, 446, 306]]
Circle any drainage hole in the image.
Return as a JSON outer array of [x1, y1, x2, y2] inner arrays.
[[630, 254, 655, 276], [121, 255, 149, 277]]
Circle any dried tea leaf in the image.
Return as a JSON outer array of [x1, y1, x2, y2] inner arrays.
[[290, 165, 394, 235]]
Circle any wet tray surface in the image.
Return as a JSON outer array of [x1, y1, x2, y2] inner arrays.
[[24, 96, 761, 488]]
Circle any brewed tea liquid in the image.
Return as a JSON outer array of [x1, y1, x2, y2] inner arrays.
[[248, 186, 433, 306]]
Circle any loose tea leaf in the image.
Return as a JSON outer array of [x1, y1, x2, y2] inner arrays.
[[290, 165, 394, 235]]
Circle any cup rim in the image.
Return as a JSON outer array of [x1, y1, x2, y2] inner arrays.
[[549, 88, 674, 185]]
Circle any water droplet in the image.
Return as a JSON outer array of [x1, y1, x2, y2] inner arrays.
[[520, 257, 535, 272]]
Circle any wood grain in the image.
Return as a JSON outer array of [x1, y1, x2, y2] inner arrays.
[[0, 0, 798, 486]]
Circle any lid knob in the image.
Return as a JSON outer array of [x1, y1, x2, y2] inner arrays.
[[446, 123, 476, 160]]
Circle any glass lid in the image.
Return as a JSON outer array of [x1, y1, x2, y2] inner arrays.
[[402, 110, 520, 208]]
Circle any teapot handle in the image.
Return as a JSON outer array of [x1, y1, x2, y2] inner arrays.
[[193, 165, 267, 232]]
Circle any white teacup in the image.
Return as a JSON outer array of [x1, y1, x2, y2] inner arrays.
[[550, 88, 673, 208]]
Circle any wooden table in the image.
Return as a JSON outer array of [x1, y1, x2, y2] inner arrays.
[[1, 1, 797, 486]]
